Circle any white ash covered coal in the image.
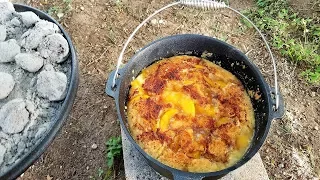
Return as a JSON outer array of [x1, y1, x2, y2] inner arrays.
[[36, 70, 68, 101], [15, 53, 44, 73], [0, 72, 15, 100], [0, 0, 71, 173]]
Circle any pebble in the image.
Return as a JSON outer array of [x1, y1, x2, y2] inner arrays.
[[151, 19, 157, 25], [0, 25, 6, 41], [311, 91, 316, 97], [19, 11, 40, 27], [0, 39, 21, 63], [15, 53, 44, 72], [0, 99, 30, 134], [314, 126, 319, 131], [36, 70, 67, 101], [0, 72, 15, 99], [38, 34, 69, 63], [91, 143, 98, 150], [57, 13, 64, 19], [158, 19, 165, 24], [80, 6, 84, 11]]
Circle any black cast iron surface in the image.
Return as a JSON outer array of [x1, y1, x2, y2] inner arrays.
[[0, 4, 79, 180], [106, 34, 284, 180]]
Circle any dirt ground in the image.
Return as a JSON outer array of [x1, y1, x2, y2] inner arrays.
[[10, 0, 320, 179], [288, 0, 320, 21]]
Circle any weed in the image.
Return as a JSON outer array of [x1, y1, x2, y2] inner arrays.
[[47, 0, 73, 21], [92, 136, 122, 180], [106, 136, 122, 169], [301, 66, 320, 83], [63, 0, 72, 4], [47, 6, 60, 16], [243, 0, 320, 84]]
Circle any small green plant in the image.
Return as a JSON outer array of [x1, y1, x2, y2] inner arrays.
[[106, 136, 122, 169], [47, 6, 60, 16], [97, 167, 104, 178], [47, 0, 73, 21], [301, 66, 320, 84], [242, 0, 320, 84], [91, 136, 122, 180]]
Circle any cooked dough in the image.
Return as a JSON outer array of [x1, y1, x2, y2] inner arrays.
[[127, 55, 255, 172]]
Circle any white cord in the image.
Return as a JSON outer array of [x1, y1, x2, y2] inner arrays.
[[112, 0, 280, 110], [180, 0, 226, 9]]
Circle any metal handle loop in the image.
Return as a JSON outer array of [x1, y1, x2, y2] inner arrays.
[[112, 0, 280, 110]]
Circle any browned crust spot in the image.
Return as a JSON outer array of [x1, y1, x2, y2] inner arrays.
[[182, 85, 208, 104], [143, 76, 166, 94], [137, 98, 163, 120]]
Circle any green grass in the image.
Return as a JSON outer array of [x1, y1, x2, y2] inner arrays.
[[90, 136, 122, 180], [243, 0, 320, 84]]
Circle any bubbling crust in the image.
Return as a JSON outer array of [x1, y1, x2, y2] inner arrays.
[[127, 55, 255, 172]]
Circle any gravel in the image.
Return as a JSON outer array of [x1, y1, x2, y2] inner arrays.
[[0, 72, 15, 100], [0, 1, 71, 173]]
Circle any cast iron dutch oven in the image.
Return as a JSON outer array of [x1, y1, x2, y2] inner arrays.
[[0, 4, 79, 179], [106, 34, 285, 180]]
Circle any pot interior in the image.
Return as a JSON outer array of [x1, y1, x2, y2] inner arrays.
[[117, 34, 272, 175]]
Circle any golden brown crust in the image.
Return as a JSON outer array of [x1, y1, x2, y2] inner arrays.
[[142, 76, 166, 94], [137, 98, 163, 120], [127, 55, 255, 172]]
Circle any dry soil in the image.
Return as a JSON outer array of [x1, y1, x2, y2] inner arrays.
[[12, 0, 320, 179]]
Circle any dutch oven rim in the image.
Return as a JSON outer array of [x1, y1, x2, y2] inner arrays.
[[106, 34, 284, 179], [0, 4, 79, 180]]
